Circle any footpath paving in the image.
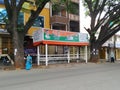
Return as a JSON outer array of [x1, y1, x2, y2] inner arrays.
[[0, 60, 119, 71]]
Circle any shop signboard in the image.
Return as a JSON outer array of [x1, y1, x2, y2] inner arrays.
[[0, 8, 24, 25], [33, 29, 43, 43], [79, 33, 89, 42]]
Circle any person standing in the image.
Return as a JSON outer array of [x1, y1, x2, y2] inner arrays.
[[25, 54, 32, 70], [110, 51, 115, 63]]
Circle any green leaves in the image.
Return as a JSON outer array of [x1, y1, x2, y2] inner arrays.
[[52, 0, 78, 14]]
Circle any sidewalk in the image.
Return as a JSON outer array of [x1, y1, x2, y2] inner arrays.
[[0, 61, 119, 71], [0, 62, 92, 71]]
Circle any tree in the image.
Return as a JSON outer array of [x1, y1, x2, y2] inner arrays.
[[83, 0, 120, 62], [2, 0, 72, 68], [3, 0, 50, 68]]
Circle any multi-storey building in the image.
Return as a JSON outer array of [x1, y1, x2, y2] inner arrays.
[[50, 0, 79, 32], [49, 0, 80, 55]]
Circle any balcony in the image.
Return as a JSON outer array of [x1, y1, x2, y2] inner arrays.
[[69, 14, 79, 21], [50, 15, 69, 24]]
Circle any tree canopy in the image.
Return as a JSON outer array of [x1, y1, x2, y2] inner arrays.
[[83, 0, 120, 46], [82, 0, 120, 62]]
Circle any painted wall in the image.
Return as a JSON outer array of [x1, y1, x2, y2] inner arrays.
[[27, 8, 50, 36], [0, 3, 50, 36]]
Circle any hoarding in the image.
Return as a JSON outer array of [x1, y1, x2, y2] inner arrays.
[[33, 29, 89, 46], [44, 29, 79, 42]]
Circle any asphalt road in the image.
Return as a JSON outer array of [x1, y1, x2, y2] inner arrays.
[[0, 62, 120, 90]]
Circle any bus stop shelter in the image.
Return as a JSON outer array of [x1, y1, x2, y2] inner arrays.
[[33, 28, 89, 66]]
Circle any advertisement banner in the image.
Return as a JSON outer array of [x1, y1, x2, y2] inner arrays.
[[33, 29, 43, 43], [44, 29, 80, 42], [33, 29, 89, 46]]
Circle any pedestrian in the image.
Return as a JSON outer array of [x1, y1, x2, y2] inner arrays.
[[25, 54, 32, 70], [110, 51, 115, 63]]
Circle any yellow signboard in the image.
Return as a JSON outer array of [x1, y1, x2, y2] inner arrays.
[[22, 2, 35, 13]]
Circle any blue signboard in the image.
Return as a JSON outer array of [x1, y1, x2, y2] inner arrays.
[[0, 8, 24, 24], [33, 16, 44, 28], [0, 0, 4, 4]]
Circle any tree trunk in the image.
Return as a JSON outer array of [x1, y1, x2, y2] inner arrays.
[[11, 6, 25, 69], [89, 42, 100, 63], [12, 32, 25, 69]]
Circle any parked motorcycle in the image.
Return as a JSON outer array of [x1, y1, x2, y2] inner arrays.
[[0, 56, 11, 66]]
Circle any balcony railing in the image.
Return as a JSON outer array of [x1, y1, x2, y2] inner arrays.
[[50, 15, 69, 24], [69, 14, 79, 21]]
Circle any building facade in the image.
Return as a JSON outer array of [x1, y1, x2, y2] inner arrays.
[[49, 0, 81, 55], [100, 34, 120, 61]]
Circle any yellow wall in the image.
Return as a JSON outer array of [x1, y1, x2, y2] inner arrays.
[[0, 4, 4, 8], [116, 49, 120, 60], [0, 4, 50, 36], [27, 8, 50, 36]]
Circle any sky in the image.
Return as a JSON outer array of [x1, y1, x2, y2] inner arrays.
[[80, 0, 90, 33], [79, 1, 120, 35]]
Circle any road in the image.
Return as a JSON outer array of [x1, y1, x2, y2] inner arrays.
[[0, 62, 120, 90]]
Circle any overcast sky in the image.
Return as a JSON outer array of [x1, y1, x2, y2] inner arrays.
[[80, 0, 90, 33], [79, 1, 120, 35]]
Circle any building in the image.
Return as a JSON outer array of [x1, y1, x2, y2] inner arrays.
[[0, 1, 50, 56], [100, 34, 120, 61], [50, 0, 79, 32], [48, 0, 81, 55], [0, 1, 89, 65]]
